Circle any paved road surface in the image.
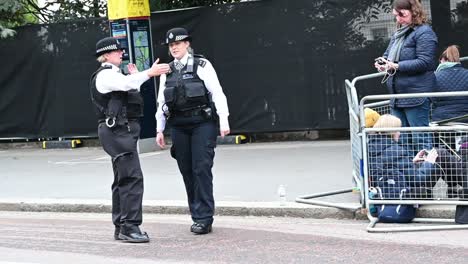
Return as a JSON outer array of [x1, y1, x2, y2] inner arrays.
[[0, 212, 466, 264], [0, 141, 355, 203]]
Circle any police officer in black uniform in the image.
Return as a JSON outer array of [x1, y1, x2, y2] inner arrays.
[[155, 28, 230, 234], [90, 37, 170, 242]]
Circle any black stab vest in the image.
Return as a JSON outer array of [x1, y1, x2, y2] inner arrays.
[[90, 66, 144, 123], [163, 56, 210, 113]]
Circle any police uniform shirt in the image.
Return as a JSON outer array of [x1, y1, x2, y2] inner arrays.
[[95, 62, 150, 94], [156, 53, 230, 133]]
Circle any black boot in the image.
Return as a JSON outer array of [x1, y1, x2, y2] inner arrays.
[[190, 222, 212, 235], [118, 225, 150, 243]]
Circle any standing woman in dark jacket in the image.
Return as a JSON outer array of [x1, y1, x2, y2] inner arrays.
[[374, 0, 438, 153], [432, 45, 468, 123]]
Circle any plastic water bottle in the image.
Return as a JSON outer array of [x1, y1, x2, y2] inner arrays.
[[278, 185, 287, 206], [433, 178, 448, 199]]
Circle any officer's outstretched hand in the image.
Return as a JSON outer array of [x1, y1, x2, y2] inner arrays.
[[127, 63, 139, 74], [220, 129, 230, 137], [147, 58, 170, 77], [156, 132, 166, 149]]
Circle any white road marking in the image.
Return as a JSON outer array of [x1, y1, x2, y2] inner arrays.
[[51, 161, 108, 165], [0, 262, 40, 264], [49, 152, 161, 165], [92, 156, 109, 160], [49, 156, 94, 163], [139, 152, 163, 158]]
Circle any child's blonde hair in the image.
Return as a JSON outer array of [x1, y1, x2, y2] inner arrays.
[[373, 114, 402, 129]]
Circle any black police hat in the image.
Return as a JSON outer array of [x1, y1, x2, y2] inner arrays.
[[95, 37, 122, 57], [165, 27, 192, 45]]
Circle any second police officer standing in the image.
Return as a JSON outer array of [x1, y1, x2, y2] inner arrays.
[[90, 37, 170, 243], [155, 28, 230, 234]]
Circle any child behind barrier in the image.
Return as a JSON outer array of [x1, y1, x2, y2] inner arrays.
[[368, 114, 436, 190]]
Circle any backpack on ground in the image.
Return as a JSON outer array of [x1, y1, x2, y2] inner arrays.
[[372, 173, 416, 223]]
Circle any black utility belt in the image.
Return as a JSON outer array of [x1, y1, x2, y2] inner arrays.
[[172, 108, 204, 118], [98, 118, 139, 124]]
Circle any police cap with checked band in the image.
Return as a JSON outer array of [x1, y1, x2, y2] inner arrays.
[[165, 27, 192, 45], [95, 37, 123, 57]]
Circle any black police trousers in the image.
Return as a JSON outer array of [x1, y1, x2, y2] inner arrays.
[[170, 119, 217, 225], [98, 120, 144, 232]]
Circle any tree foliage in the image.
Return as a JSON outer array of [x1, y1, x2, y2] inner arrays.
[[19, 0, 106, 24], [0, 0, 244, 38], [452, 0, 468, 24], [0, 0, 38, 37]]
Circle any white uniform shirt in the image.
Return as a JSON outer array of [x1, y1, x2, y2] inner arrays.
[[95, 62, 150, 94], [156, 53, 230, 133]]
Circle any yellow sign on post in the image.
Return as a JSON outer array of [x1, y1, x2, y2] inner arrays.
[[108, 0, 151, 20]]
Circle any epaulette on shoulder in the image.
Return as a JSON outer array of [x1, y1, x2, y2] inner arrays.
[[198, 59, 207, 68], [194, 54, 207, 68]]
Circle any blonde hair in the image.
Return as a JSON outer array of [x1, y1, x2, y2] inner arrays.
[[373, 114, 402, 128], [96, 55, 106, 63], [439, 45, 460, 62], [372, 114, 402, 138]]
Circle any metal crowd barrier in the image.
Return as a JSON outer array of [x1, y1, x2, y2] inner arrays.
[[362, 93, 468, 232], [296, 56, 468, 232]]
